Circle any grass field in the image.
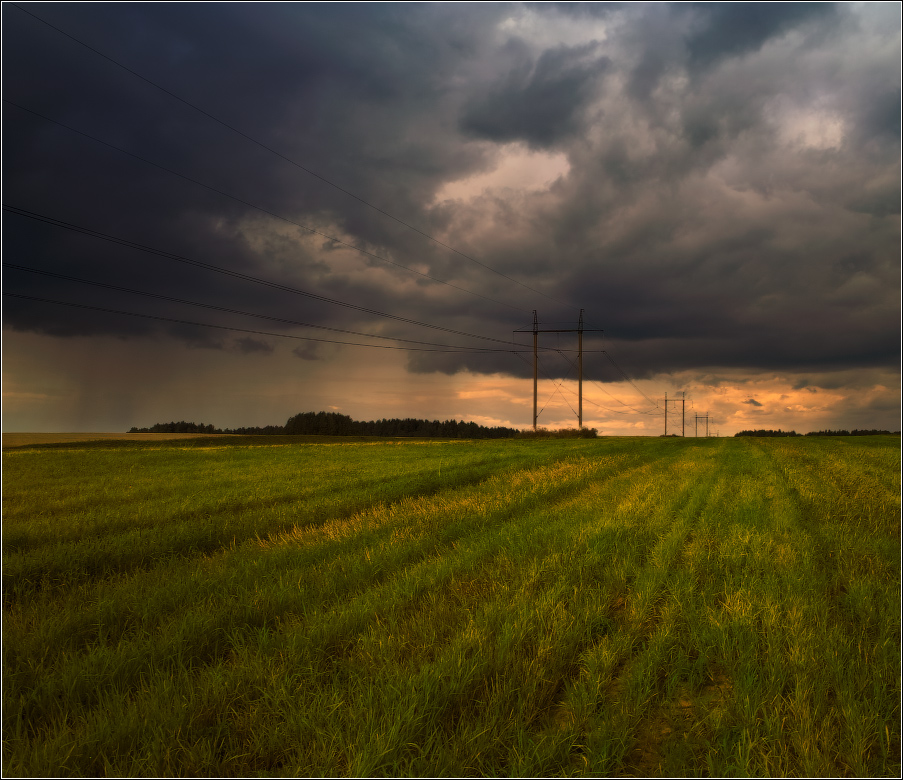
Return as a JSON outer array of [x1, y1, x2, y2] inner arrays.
[[2, 435, 900, 777]]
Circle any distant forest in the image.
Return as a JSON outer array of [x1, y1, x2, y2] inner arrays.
[[129, 417, 896, 439], [130, 411, 526, 439], [734, 429, 899, 437]]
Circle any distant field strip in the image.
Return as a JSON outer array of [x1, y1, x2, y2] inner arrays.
[[1, 432, 229, 448], [3, 436, 899, 776]]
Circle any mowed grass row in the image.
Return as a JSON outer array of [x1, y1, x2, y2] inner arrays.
[[3, 438, 624, 598], [2, 436, 899, 776]]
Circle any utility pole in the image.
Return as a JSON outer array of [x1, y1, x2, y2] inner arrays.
[[664, 393, 688, 436], [530, 310, 538, 431], [515, 310, 601, 431], [578, 309, 584, 429], [695, 414, 709, 437]]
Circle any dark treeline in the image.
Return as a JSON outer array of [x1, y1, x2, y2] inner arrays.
[[283, 412, 520, 438], [515, 427, 598, 439], [804, 429, 899, 436], [735, 428, 899, 438], [130, 411, 525, 439], [735, 429, 802, 437], [129, 421, 218, 434]]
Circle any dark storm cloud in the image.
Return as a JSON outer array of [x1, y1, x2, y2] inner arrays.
[[2, 3, 519, 336], [683, 2, 838, 67], [2, 2, 899, 397], [460, 41, 611, 148]]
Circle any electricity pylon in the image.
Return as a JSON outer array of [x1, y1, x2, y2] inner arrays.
[[514, 310, 603, 430]]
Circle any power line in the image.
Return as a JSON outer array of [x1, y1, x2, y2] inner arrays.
[[601, 350, 662, 410], [539, 370, 579, 421], [553, 348, 660, 415], [553, 372, 660, 418], [545, 374, 655, 417], [3, 100, 529, 314], [6, 239, 662, 420], [3, 203, 544, 350], [584, 391, 659, 417], [538, 383, 578, 421], [2, 263, 520, 352], [511, 314, 660, 417], [517, 350, 658, 419], [0, 6, 681, 428], [2, 292, 525, 354], [8, 2, 571, 309], [5, 10, 659, 402], [514, 350, 579, 421], [581, 315, 662, 410]]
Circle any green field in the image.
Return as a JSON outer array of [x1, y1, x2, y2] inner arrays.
[[3, 435, 900, 777]]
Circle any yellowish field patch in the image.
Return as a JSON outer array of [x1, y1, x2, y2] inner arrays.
[[1, 432, 231, 448]]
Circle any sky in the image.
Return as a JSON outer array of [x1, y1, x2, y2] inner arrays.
[[2, 2, 900, 436]]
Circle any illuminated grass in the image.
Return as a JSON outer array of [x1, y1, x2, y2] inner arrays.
[[3, 436, 899, 776]]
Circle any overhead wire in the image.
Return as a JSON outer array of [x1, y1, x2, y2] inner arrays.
[[3, 100, 529, 314], [8, 2, 572, 309], [511, 351, 579, 422], [552, 347, 660, 415], [2, 292, 525, 354], [4, 212, 664, 418], [511, 325, 661, 418], [513, 349, 662, 423], [2, 263, 521, 352], [549, 355, 660, 418], [541, 342, 581, 420], [601, 350, 662, 410], [511, 344, 664, 425], [3, 204, 551, 351], [538, 372, 579, 420], [580, 391, 656, 418], [579, 316, 662, 409], [546, 351, 654, 419]]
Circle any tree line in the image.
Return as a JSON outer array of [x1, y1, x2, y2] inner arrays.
[[130, 411, 522, 439], [128, 418, 894, 439], [282, 412, 521, 438], [735, 428, 899, 437]]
